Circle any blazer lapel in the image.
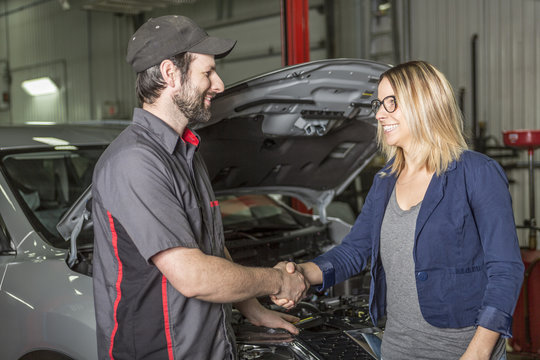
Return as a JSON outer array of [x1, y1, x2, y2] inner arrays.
[[414, 159, 458, 245], [415, 173, 445, 242], [372, 172, 397, 256]]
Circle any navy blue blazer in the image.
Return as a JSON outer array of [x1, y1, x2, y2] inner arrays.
[[313, 150, 524, 337]]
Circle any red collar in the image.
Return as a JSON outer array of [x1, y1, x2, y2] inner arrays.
[[182, 128, 199, 146]]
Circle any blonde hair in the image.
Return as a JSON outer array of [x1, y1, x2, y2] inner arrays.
[[377, 61, 468, 176]]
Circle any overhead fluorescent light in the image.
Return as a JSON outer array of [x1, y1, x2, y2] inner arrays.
[[21, 77, 59, 96], [378, 2, 391, 11], [32, 137, 70, 146], [25, 121, 56, 125]]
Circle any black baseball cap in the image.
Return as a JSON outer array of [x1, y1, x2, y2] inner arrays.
[[126, 15, 237, 73]]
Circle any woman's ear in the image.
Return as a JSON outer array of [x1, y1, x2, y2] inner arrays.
[[159, 59, 180, 88]]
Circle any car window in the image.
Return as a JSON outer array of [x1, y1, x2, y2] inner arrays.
[[0, 213, 14, 255], [1, 147, 106, 248], [218, 194, 300, 229]]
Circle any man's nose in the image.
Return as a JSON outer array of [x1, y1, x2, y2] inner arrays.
[[211, 73, 225, 94]]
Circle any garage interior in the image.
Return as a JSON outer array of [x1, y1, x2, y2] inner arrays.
[[0, 0, 539, 359]]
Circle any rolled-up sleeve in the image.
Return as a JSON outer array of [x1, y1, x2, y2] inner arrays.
[[468, 159, 524, 337]]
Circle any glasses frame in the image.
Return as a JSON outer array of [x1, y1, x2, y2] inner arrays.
[[371, 95, 398, 114]]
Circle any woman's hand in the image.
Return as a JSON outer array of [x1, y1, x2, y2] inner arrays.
[[459, 326, 500, 360]]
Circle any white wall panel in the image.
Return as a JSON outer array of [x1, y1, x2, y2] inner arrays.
[[481, 0, 540, 247], [406, 0, 540, 247], [152, 0, 326, 85], [1, 0, 326, 124], [87, 12, 136, 119], [11, 60, 67, 122], [0, 0, 136, 124], [408, 0, 483, 136], [8, 0, 87, 123]]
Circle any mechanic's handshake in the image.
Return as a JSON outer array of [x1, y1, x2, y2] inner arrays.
[[271, 261, 310, 309]]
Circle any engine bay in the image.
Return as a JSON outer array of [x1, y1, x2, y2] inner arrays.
[[234, 294, 381, 360], [65, 194, 383, 360]]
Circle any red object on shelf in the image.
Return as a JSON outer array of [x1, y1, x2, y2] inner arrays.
[[503, 130, 540, 149], [502, 129, 540, 250], [510, 249, 540, 354]]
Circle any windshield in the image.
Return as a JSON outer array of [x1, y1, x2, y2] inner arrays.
[[217, 194, 301, 230], [1, 147, 106, 248]]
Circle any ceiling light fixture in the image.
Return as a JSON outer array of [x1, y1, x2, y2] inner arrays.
[[21, 77, 59, 96], [378, 3, 391, 11], [25, 121, 57, 125], [32, 137, 70, 146]]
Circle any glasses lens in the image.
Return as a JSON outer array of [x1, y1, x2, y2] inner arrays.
[[383, 96, 396, 113], [371, 100, 381, 114]]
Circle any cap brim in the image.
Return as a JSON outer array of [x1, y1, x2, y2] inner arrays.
[[189, 36, 237, 59]]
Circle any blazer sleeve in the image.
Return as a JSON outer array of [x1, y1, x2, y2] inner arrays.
[[311, 174, 381, 290], [468, 159, 524, 337]]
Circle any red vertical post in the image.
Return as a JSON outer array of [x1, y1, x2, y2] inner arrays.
[[281, 0, 311, 214], [281, 0, 310, 66]]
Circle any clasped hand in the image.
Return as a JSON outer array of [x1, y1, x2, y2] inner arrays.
[[271, 261, 310, 309]]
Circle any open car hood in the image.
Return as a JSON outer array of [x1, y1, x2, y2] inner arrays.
[[196, 58, 390, 219], [58, 59, 390, 243]]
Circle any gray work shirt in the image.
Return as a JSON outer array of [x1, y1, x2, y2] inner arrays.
[[92, 108, 236, 360]]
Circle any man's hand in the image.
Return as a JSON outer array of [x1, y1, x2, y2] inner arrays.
[[238, 299, 300, 334], [271, 261, 310, 309], [272, 261, 309, 309]]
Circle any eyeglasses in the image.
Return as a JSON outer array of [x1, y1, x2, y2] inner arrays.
[[371, 95, 397, 114]]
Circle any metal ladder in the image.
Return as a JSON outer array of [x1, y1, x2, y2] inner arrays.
[[367, 0, 400, 65]]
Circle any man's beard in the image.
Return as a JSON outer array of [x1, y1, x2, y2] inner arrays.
[[173, 82, 212, 126]]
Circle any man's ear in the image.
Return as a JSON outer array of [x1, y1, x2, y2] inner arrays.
[[160, 60, 180, 88]]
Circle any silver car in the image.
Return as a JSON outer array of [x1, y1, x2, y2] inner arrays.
[[0, 58, 389, 360], [0, 124, 125, 360]]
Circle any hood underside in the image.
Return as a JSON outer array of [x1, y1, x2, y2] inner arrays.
[[197, 58, 391, 210]]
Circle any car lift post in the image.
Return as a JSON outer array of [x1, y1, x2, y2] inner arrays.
[[280, 0, 311, 213], [280, 0, 310, 67]]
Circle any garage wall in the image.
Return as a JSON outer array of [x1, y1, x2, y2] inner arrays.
[[149, 0, 285, 86], [0, 0, 327, 124], [483, 0, 540, 249], [150, 0, 328, 85], [403, 0, 482, 138], [86, 12, 136, 120], [405, 0, 540, 247], [0, 0, 136, 125]]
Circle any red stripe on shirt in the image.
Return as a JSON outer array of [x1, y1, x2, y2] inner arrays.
[[162, 276, 174, 360], [107, 212, 123, 360], [210, 200, 219, 207]]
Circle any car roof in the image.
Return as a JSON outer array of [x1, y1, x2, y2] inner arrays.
[[0, 123, 127, 151]]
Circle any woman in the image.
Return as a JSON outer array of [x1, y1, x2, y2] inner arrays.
[[275, 61, 524, 360]]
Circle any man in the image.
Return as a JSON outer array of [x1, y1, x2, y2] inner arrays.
[[92, 15, 307, 360]]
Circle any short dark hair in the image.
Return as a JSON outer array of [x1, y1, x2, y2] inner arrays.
[[135, 52, 194, 105]]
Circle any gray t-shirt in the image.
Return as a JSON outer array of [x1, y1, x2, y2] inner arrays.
[[379, 188, 504, 360]]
